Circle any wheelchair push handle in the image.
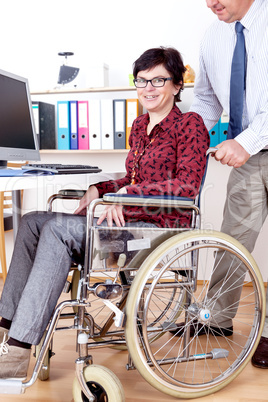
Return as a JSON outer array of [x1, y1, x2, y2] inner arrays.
[[206, 147, 218, 156]]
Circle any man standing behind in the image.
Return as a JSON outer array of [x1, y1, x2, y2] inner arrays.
[[190, 0, 268, 368]]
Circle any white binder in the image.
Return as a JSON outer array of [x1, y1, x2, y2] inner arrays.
[[88, 99, 101, 150], [100, 99, 114, 149]]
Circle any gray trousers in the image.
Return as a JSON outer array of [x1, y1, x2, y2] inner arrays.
[[0, 211, 156, 345], [207, 152, 268, 335]]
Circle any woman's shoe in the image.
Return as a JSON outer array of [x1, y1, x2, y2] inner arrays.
[[0, 334, 31, 380]]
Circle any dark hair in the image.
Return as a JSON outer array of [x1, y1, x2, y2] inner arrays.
[[133, 47, 186, 102]]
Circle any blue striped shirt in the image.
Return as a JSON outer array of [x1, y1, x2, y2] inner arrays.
[[190, 0, 268, 155]]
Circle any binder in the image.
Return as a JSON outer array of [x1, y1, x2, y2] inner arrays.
[[69, 100, 78, 150], [209, 122, 219, 147], [88, 99, 101, 150], [113, 99, 126, 149], [126, 99, 143, 149], [57, 101, 70, 150], [77, 101, 89, 149], [32, 101, 56, 149], [100, 99, 114, 149], [32, 103, 40, 147], [219, 111, 229, 142]]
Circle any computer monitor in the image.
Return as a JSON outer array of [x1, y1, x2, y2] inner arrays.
[[0, 68, 40, 169]]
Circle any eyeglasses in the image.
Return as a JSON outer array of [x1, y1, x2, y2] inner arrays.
[[133, 77, 172, 88]]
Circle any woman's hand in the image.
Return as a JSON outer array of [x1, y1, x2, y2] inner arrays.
[[97, 187, 127, 227], [74, 185, 99, 215]]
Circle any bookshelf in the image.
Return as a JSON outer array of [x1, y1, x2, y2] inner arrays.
[[31, 83, 194, 95], [31, 86, 137, 95], [31, 83, 195, 171]]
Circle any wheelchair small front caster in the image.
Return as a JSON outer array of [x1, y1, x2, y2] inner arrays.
[[72, 364, 125, 402]]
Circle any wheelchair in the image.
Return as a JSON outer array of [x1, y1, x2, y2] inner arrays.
[[0, 150, 265, 401]]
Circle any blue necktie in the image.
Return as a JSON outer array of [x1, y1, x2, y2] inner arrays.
[[227, 22, 246, 139]]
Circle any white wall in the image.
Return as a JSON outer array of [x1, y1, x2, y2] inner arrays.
[[0, 0, 216, 91]]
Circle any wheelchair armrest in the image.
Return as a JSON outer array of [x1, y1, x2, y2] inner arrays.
[[103, 193, 196, 209], [58, 189, 86, 197], [47, 189, 86, 212]]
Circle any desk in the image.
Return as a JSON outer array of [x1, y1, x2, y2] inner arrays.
[[0, 171, 125, 238]]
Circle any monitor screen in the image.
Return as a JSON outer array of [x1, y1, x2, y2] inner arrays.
[[0, 69, 40, 168]]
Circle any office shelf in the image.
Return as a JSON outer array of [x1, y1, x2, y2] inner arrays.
[[31, 83, 194, 96]]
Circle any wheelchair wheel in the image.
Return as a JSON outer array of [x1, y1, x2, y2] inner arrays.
[[35, 330, 52, 381], [127, 230, 186, 341], [71, 232, 185, 350], [125, 230, 265, 399], [72, 364, 125, 402]]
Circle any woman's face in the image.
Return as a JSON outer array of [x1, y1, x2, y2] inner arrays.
[[136, 64, 180, 115]]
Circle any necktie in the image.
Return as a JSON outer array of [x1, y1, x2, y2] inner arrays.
[[227, 22, 246, 140]]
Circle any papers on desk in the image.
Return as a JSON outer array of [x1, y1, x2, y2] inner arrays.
[[0, 168, 55, 177]]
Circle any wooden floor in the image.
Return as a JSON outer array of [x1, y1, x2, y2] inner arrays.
[[0, 278, 267, 402]]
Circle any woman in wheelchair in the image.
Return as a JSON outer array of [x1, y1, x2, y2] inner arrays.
[[0, 47, 209, 380]]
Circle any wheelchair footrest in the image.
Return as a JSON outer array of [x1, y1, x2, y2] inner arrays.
[[162, 321, 178, 331], [0, 379, 24, 394]]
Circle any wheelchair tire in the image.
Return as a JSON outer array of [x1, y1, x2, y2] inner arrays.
[[125, 230, 265, 399], [72, 364, 125, 402]]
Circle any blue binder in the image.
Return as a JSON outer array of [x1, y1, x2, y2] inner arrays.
[[69, 101, 78, 150], [57, 101, 70, 150], [209, 122, 219, 147]]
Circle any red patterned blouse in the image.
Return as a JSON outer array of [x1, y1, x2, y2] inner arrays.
[[95, 105, 210, 228]]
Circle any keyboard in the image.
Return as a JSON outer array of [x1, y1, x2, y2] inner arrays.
[[22, 163, 102, 175]]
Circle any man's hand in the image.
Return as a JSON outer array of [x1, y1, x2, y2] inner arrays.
[[214, 140, 250, 168], [74, 185, 99, 215], [97, 187, 127, 227]]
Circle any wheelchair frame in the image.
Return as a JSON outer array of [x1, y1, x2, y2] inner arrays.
[[0, 151, 265, 401]]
